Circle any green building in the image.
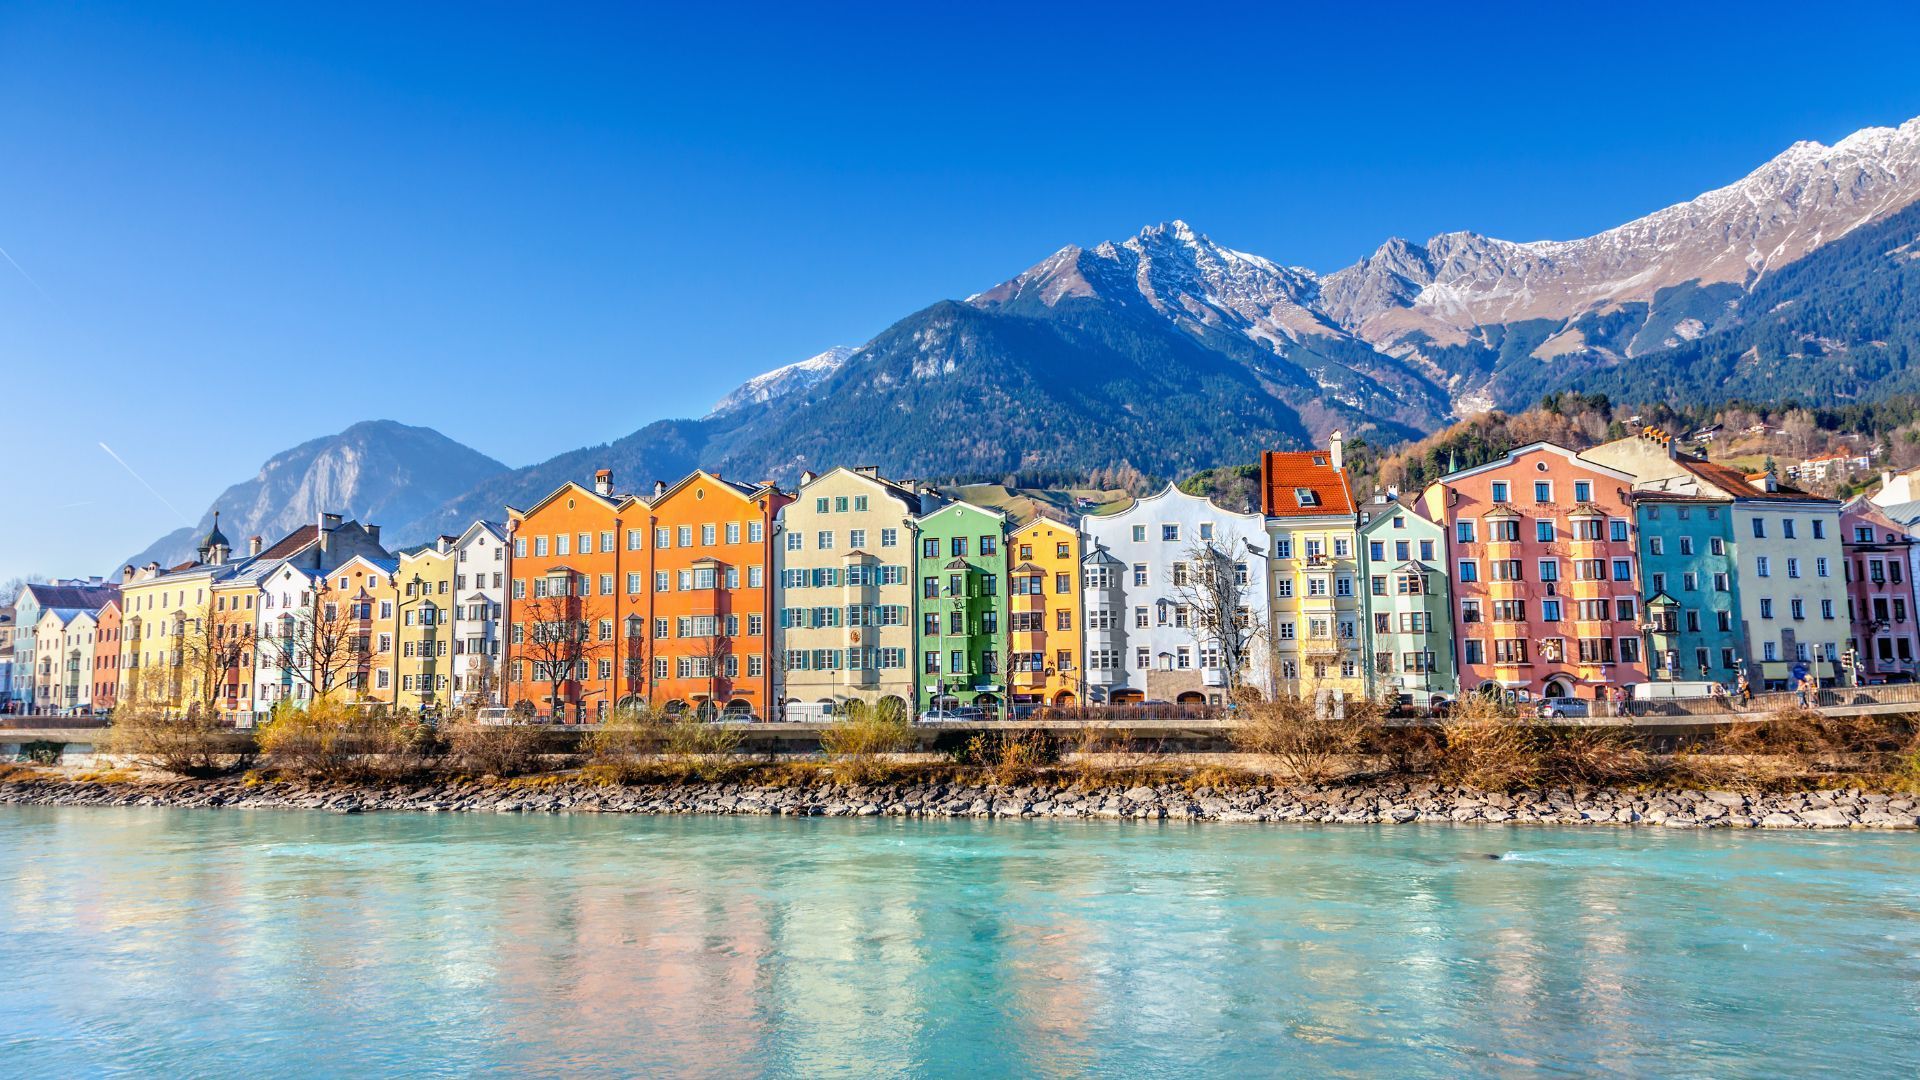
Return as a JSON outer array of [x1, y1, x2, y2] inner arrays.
[[1633, 492, 1745, 685], [1358, 496, 1457, 704], [914, 501, 1009, 715]]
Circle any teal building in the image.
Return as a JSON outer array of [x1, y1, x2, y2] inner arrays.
[[1633, 492, 1745, 684], [1358, 496, 1457, 704]]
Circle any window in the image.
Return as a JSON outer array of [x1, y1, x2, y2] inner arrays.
[[749, 522, 763, 543], [1649, 536, 1664, 556], [1610, 520, 1629, 542], [678, 525, 693, 547], [1533, 481, 1552, 502], [1573, 481, 1592, 502], [849, 529, 867, 549], [1782, 519, 1797, 540], [881, 528, 898, 547], [1816, 557, 1830, 578], [1821, 599, 1835, 620], [1131, 525, 1146, 543], [1161, 524, 1180, 542], [817, 530, 834, 550], [1811, 519, 1825, 540], [1759, 598, 1774, 619], [1457, 560, 1478, 582], [1491, 481, 1509, 503], [1790, 599, 1805, 620], [1611, 559, 1632, 581], [1787, 557, 1801, 579], [1456, 521, 1475, 544], [1756, 556, 1770, 578], [726, 522, 741, 544], [1752, 518, 1766, 539], [1536, 519, 1555, 542], [702, 524, 716, 545], [1132, 563, 1148, 587]]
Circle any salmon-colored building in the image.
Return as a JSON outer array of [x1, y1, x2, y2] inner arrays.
[[646, 471, 789, 720], [1423, 443, 1650, 701], [93, 597, 122, 711], [504, 470, 650, 722]]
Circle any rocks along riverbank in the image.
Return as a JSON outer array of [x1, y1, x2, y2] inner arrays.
[[2, 775, 1917, 829]]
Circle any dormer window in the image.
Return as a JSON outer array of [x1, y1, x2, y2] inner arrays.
[[1295, 488, 1320, 507], [1311, 455, 1327, 466]]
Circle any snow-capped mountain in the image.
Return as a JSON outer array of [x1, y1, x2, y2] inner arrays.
[[1321, 116, 1920, 354], [374, 114, 1920, 541], [708, 346, 857, 416]]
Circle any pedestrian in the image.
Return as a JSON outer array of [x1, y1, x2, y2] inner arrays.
[[1795, 675, 1811, 709], [1736, 672, 1751, 709]]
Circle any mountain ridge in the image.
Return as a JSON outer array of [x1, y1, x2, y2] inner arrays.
[[128, 113, 1920, 557]]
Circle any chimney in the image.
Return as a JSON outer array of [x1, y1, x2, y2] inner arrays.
[[854, 465, 879, 478], [366, 524, 381, 545], [1329, 431, 1343, 471], [250, 536, 263, 557], [653, 480, 666, 498], [121, 565, 135, 584], [1387, 484, 1399, 499], [800, 470, 816, 486], [594, 468, 613, 497], [321, 512, 342, 531]]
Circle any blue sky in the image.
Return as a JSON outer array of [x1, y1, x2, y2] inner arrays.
[[4, 1, 1920, 579]]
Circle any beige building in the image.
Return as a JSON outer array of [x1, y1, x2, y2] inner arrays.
[[773, 467, 935, 718]]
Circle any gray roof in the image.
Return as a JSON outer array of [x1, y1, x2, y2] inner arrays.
[[1877, 499, 1920, 527]]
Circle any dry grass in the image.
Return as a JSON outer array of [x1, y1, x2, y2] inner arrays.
[[952, 730, 1060, 786], [100, 700, 255, 778], [1228, 687, 1379, 784], [1435, 695, 1652, 792], [255, 699, 415, 781], [820, 698, 915, 783], [0, 762, 44, 783], [443, 717, 546, 778]]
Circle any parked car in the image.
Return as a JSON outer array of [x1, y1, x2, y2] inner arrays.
[[917, 708, 969, 724], [1536, 698, 1590, 720]]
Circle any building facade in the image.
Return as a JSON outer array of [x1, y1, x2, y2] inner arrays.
[[1840, 497, 1919, 681], [914, 501, 1010, 714], [1633, 492, 1744, 685], [505, 472, 648, 721], [646, 471, 787, 720], [1008, 516, 1084, 709], [12, 579, 116, 712], [774, 467, 927, 717], [1358, 495, 1456, 704], [1080, 485, 1270, 706], [451, 521, 508, 708], [1424, 443, 1650, 701], [395, 539, 457, 712], [1262, 441, 1362, 697]]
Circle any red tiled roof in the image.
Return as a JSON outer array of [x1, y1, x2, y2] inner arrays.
[[259, 525, 320, 560], [1260, 450, 1355, 517], [1684, 459, 1829, 502]]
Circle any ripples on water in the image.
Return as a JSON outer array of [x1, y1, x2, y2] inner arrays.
[[0, 809, 1916, 1077]]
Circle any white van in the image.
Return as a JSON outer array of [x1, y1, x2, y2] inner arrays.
[[1628, 681, 1722, 701]]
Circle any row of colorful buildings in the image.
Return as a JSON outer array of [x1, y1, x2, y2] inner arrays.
[[7, 428, 1918, 720]]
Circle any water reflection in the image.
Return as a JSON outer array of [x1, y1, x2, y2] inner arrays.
[[0, 811, 1916, 1076]]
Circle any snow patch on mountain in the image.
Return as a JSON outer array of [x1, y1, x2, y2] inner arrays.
[[709, 346, 858, 416]]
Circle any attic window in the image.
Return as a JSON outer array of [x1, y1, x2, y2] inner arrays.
[[1311, 455, 1327, 466], [1295, 488, 1320, 507]]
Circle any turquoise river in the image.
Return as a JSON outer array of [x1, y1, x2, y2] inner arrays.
[[1, 808, 1916, 1077]]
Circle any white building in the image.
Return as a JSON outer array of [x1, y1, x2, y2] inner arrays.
[[1080, 485, 1272, 706], [452, 520, 508, 707]]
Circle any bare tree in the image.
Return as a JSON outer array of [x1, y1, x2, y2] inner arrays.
[[692, 631, 732, 721], [1171, 540, 1267, 696], [175, 600, 254, 713], [262, 590, 364, 702], [516, 593, 609, 722]]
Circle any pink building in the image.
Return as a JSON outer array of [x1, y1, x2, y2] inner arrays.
[[1840, 498, 1919, 681], [1423, 443, 1650, 701]]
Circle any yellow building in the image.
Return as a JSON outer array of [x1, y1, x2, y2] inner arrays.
[[294, 553, 399, 705], [1007, 517, 1085, 710], [116, 518, 240, 712], [394, 537, 458, 714], [1260, 439, 1366, 697]]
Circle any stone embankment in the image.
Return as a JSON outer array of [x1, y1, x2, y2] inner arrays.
[[2, 776, 1918, 829]]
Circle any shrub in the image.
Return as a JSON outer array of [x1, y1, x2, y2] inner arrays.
[[582, 705, 668, 781], [255, 699, 409, 781], [1229, 689, 1366, 784], [103, 701, 254, 778], [953, 729, 1059, 786], [443, 715, 546, 778], [662, 714, 745, 781], [820, 697, 915, 783], [1436, 694, 1541, 791]]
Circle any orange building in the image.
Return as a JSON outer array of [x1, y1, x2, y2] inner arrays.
[[646, 471, 789, 720], [504, 469, 652, 721]]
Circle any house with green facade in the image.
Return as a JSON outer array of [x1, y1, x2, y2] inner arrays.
[[1358, 495, 1456, 705], [914, 501, 1009, 715], [1632, 491, 1744, 685]]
